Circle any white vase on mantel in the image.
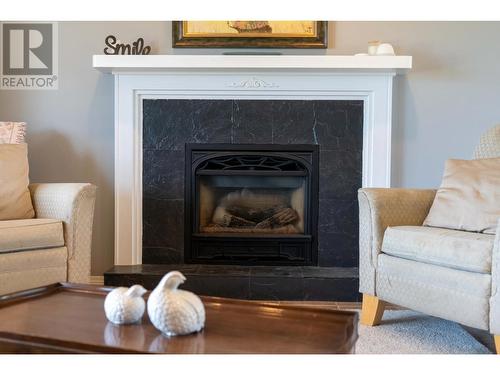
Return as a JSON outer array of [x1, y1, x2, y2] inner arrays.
[[147, 271, 206, 337]]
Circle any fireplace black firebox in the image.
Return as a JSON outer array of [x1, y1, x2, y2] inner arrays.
[[185, 144, 319, 265]]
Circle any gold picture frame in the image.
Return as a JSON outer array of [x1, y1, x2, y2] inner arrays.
[[172, 21, 328, 49]]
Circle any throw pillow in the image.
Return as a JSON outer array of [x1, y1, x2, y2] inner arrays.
[[423, 158, 500, 234], [0, 143, 35, 220], [0, 121, 27, 144]]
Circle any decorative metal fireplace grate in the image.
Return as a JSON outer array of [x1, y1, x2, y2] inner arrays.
[[185, 144, 319, 265]]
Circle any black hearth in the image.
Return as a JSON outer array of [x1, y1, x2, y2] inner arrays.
[[185, 144, 319, 265]]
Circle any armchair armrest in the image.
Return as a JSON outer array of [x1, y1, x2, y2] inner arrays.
[[490, 220, 500, 334], [28, 183, 97, 283], [358, 188, 436, 295]]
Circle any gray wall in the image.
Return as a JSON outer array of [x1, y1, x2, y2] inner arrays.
[[1, 21, 499, 275]]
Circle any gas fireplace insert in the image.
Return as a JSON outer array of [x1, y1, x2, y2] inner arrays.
[[184, 144, 319, 265]]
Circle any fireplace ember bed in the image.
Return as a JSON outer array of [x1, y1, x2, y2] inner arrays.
[[185, 144, 319, 265]]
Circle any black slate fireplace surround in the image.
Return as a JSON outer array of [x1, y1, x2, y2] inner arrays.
[[141, 99, 362, 269], [104, 99, 364, 301], [185, 144, 319, 266]]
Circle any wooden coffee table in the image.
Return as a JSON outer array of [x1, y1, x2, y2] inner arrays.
[[0, 283, 357, 354]]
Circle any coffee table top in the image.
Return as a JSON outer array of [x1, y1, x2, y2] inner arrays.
[[0, 283, 357, 354]]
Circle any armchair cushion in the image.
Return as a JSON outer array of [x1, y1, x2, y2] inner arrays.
[[0, 247, 67, 295], [382, 226, 494, 274], [423, 158, 500, 234], [0, 121, 26, 144], [0, 143, 35, 220], [0, 218, 64, 253]]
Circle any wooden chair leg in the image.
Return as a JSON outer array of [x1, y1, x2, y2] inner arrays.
[[495, 335, 500, 355], [360, 294, 386, 326]]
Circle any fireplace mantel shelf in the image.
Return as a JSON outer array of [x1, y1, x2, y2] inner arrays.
[[93, 54, 412, 74]]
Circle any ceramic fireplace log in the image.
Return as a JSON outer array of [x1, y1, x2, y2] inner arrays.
[[226, 204, 287, 223], [211, 204, 299, 231], [222, 213, 257, 227], [254, 207, 299, 229], [212, 207, 257, 227]]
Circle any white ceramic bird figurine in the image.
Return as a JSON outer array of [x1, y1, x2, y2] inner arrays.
[[147, 271, 205, 336], [104, 284, 147, 325]]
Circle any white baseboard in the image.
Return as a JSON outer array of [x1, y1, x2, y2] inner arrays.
[[89, 276, 104, 285]]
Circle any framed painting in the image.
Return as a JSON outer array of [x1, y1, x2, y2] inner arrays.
[[172, 21, 328, 49]]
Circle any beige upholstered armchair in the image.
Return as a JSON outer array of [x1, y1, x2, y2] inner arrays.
[[358, 125, 500, 353], [0, 183, 96, 295]]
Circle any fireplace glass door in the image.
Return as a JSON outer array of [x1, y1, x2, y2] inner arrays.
[[198, 175, 306, 235]]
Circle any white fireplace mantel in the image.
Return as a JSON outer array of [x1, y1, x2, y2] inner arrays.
[[93, 54, 412, 266], [93, 54, 412, 74]]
